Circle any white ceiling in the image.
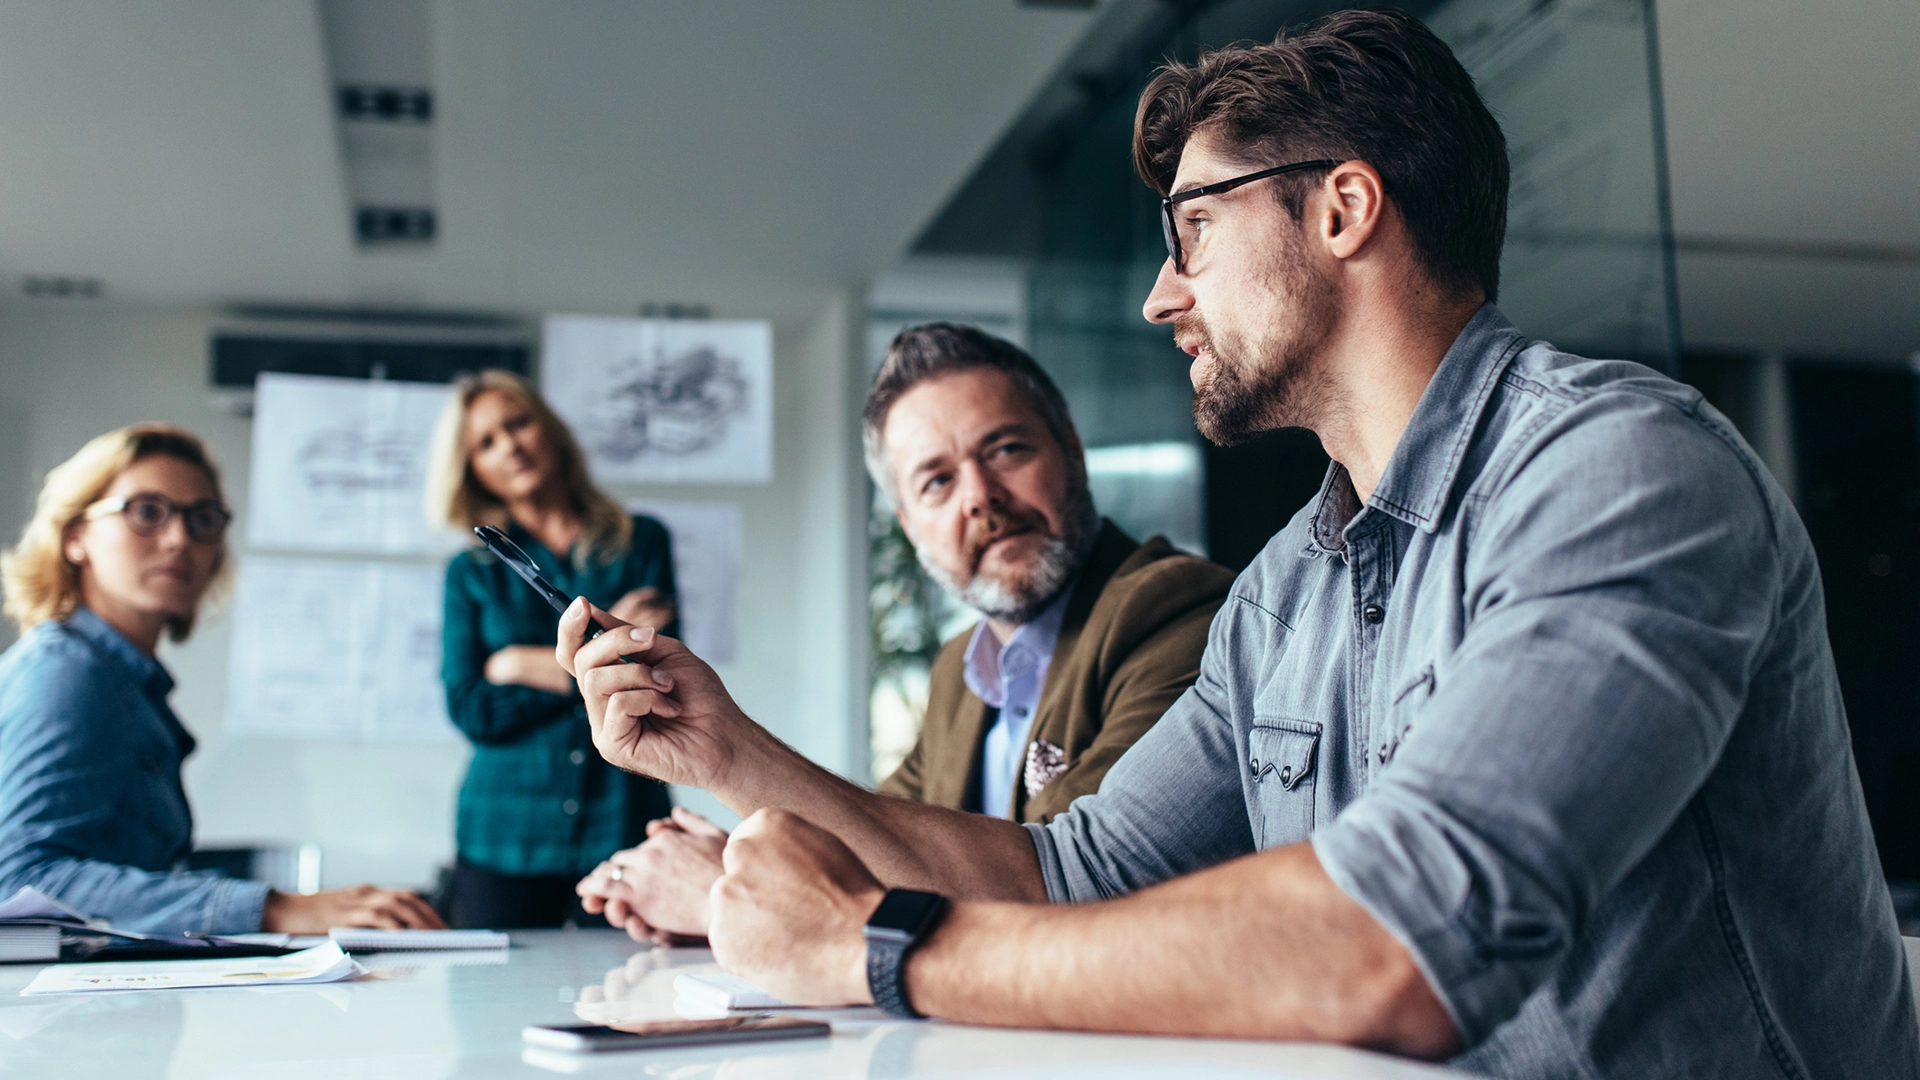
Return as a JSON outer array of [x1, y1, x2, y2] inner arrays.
[[0, 0, 1910, 356], [0, 0, 1099, 323], [1659, 0, 1920, 356]]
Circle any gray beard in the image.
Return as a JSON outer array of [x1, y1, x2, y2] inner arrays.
[[917, 482, 1099, 625]]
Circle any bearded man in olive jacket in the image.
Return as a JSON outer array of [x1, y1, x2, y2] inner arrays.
[[575, 323, 1231, 939]]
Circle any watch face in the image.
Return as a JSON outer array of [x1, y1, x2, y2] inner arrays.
[[867, 889, 944, 938]]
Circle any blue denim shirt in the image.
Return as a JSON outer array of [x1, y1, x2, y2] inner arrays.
[[0, 607, 268, 934], [1029, 307, 1918, 1079]]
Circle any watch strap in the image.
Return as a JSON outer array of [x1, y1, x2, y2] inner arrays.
[[866, 935, 921, 1018]]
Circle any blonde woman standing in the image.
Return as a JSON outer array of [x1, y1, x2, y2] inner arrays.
[[0, 423, 442, 934], [427, 371, 676, 928]]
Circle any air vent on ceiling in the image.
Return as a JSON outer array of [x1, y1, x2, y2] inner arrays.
[[20, 274, 103, 299], [210, 335, 530, 389]]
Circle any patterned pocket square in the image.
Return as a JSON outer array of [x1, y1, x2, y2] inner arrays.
[[1024, 739, 1069, 798]]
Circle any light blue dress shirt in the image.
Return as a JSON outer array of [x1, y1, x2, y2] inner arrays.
[[0, 607, 268, 934], [1027, 307, 1916, 1078], [961, 584, 1074, 819]]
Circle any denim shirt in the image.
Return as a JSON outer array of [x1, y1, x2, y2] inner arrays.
[[1029, 307, 1918, 1079], [962, 583, 1073, 819], [0, 608, 268, 934]]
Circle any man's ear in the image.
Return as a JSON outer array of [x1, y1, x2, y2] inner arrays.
[[1320, 160, 1387, 260], [1061, 422, 1086, 470]]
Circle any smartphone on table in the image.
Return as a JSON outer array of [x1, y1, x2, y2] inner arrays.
[[522, 1016, 831, 1053]]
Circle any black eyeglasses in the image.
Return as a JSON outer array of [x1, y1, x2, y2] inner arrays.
[[85, 493, 232, 545], [1160, 159, 1339, 274]]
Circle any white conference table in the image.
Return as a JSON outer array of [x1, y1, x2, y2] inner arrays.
[[0, 928, 1468, 1079]]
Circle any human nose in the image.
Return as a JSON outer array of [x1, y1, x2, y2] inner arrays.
[[154, 508, 192, 549], [954, 461, 1004, 517], [1142, 257, 1191, 325]]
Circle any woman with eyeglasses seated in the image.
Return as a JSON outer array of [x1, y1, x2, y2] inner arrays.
[[0, 423, 444, 935]]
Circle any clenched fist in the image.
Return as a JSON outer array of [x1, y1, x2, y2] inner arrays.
[[706, 810, 884, 1007]]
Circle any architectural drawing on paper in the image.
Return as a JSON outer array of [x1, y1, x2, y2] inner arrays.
[[224, 555, 457, 743], [247, 372, 463, 555], [542, 315, 773, 484], [295, 428, 420, 492], [628, 500, 742, 664], [591, 344, 751, 462]]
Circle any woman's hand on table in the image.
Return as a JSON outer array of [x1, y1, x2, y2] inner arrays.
[[484, 645, 577, 695], [261, 885, 445, 933]]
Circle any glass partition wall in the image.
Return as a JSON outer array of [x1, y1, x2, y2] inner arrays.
[[866, 0, 1677, 780]]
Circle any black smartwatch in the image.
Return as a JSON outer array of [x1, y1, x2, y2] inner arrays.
[[862, 888, 946, 1018]]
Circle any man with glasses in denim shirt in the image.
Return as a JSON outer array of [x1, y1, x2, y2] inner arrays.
[[558, 10, 1916, 1077]]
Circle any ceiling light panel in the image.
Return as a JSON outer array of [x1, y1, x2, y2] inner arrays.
[[318, 0, 437, 247]]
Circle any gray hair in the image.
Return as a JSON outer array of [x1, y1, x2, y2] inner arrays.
[[862, 323, 1077, 504]]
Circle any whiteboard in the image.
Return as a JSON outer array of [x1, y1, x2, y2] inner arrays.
[[247, 373, 463, 555], [629, 501, 742, 664], [224, 556, 457, 742], [542, 316, 773, 484]]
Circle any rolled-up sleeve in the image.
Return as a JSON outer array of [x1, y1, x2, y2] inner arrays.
[[1028, 612, 1257, 903], [1312, 394, 1782, 1043]]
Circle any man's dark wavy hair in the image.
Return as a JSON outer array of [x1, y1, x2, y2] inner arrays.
[[1133, 7, 1508, 301], [862, 323, 1076, 502]]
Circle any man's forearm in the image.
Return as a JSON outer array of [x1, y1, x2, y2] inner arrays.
[[900, 843, 1461, 1056], [715, 725, 1048, 902]]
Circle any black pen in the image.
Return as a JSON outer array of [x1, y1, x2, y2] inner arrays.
[[473, 526, 645, 666]]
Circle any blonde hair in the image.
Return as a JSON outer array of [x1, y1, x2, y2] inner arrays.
[[424, 370, 632, 565], [2, 423, 233, 641]]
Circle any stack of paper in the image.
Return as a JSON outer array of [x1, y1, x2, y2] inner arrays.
[[20, 942, 361, 995], [329, 928, 509, 952], [0, 926, 61, 963]]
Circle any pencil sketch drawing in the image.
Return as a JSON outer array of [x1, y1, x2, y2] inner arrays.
[[590, 344, 751, 462], [295, 428, 420, 492], [542, 315, 773, 484]]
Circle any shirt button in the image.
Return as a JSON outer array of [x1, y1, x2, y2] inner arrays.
[[570, 749, 586, 765], [1014, 707, 1029, 718], [562, 799, 580, 815], [1362, 604, 1385, 624]]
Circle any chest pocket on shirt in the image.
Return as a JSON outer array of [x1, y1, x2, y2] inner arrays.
[[1247, 720, 1321, 849]]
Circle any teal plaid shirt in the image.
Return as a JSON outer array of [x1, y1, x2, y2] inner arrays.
[[441, 515, 675, 877]]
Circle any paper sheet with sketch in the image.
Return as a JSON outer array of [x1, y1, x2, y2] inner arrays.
[[224, 555, 456, 741], [628, 501, 742, 664], [247, 372, 463, 555], [543, 316, 773, 484]]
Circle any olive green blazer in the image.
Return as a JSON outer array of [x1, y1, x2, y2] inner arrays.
[[878, 521, 1233, 823]]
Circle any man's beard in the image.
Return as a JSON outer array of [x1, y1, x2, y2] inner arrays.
[[916, 478, 1099, 624], [1182, 233, 1339, 446]]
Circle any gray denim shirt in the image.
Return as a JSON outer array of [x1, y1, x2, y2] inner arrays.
[[1028, 307, 1918, 1079]]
